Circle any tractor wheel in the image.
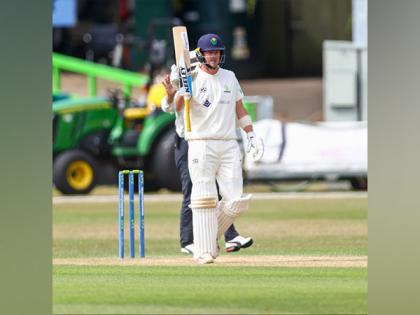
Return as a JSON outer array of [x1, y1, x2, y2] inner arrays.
[[53, 150, 98, 195], [151, 129, 181, 191]]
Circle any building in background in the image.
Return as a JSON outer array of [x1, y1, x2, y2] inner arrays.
[[323, 0, 367, 122]]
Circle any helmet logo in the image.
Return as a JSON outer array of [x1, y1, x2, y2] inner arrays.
[[210, 37, 217, 45]]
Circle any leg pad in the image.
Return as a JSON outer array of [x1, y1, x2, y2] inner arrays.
[[217, 194, 252, 239]]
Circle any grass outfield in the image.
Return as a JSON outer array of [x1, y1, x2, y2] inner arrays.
[[53, 195, 367, 314]]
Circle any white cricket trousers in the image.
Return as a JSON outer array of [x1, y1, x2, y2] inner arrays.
[[188, 139, 243, 259]]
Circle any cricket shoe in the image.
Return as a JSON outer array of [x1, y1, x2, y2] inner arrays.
[[180, 243, 194, 255], [225, 235, 253, 253], [197, 253, 214, 264]]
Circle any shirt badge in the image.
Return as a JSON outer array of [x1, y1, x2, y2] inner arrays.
[[203, 99, 211, 107]]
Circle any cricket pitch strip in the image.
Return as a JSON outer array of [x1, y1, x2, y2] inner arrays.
[[54, 255, 367, 268]]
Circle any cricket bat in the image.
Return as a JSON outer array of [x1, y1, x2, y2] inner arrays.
[[172, 26, 192, 132]]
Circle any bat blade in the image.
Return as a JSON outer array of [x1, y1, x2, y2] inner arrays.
[[172, 26, 190, 62], [173, 26, 192, 97], [173, 26, 192, 132]]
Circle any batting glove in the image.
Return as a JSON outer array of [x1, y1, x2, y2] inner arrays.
[[246, 131, 264, 162], [169, 64, 180, 88]]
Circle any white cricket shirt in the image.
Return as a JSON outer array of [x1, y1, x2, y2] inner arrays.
[[186, 66, 244, 140]]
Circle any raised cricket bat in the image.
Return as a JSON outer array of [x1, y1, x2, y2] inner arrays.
[[172, 26, 192, 132]]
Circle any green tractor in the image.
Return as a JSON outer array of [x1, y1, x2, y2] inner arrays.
[[53, 90, 179, 194]]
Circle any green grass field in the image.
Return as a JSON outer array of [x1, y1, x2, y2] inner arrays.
[[53, 194, 367, 314]]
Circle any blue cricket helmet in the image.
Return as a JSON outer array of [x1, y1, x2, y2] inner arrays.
[[197, 34, 225, 52], [195, 33, 225, 67]]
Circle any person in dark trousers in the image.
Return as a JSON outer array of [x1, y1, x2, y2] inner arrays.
[[161, 74, 253, 255]]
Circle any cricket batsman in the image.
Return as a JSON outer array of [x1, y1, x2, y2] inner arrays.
[[171, 33, 264, 264]]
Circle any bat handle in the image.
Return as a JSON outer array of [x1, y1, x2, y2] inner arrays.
[[184, 97, 191, 132]]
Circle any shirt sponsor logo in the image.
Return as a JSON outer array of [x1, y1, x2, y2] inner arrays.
[[203, 99, 211, 107]]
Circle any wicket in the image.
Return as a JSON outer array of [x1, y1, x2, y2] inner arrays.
[[118, 170, 145, 259]]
